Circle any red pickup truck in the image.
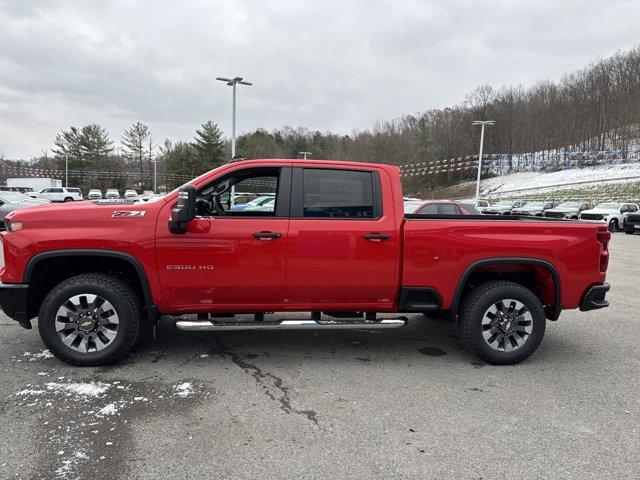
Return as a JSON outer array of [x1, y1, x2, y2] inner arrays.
[[0, 159, 610, 366]]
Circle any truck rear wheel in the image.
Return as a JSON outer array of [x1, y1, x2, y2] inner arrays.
[[459, 281, 546, 365], [38, 273, 142, 366]]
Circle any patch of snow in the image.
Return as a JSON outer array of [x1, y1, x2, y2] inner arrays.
[[22, 349, 53, 361], [54, 449, 87, 479], [46, 381, 110, 398], [482, 164, 640, 196], [174, 382, 193, 398], [15, 388, 45, 396], [97, 402, 119, 416]]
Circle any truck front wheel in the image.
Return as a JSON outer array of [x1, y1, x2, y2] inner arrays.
[[38, 273, 142, 366], [459, 281, 546, 365]]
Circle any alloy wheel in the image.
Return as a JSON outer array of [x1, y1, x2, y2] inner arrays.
[[481, 298, 533, 352], [54, 293, 120, 353]]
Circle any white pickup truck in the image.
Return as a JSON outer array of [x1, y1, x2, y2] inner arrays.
[[579, 202, 639, 231]]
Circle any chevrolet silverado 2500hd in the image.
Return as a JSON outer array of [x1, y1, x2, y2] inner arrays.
[[0, 159, 610, 366]]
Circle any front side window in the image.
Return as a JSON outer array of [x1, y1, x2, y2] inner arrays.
[[196, 167, 281, 217], [302, 169, 374, 218]]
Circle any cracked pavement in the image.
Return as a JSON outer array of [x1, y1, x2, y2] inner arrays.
[[0, 235, 639, 479]]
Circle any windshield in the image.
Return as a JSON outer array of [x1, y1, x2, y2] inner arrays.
[[556, 202, 579, 208], [595, 203, 620, 209], [523, 202, 544, 207], [492, 201, 512, 206]]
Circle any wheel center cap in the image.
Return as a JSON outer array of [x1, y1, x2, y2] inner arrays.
[[501, 319, 514, 333], [79, 319, 95, 331]]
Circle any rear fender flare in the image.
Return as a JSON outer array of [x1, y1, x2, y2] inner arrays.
[[450, 257, 562, 321]]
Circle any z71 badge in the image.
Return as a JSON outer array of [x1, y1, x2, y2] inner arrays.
[[112, 211, 147, 217]]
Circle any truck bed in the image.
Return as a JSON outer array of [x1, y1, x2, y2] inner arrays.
[[401, 215, 606, 312]]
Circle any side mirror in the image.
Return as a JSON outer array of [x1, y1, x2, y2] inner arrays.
[[168, 185, 196, 234]]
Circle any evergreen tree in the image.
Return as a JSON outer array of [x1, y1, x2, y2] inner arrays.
[[52, 126, 85, 170], [80, 124, 113, 167], [194, 121, 225, 168]]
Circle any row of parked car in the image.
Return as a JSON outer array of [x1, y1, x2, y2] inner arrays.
[[403, 197, 640, 233]]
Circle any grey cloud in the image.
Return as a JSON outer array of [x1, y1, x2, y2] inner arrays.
[[1, 0, 639, 158]]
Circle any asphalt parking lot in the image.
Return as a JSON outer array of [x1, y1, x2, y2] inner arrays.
[[0, 235, 638, 480]]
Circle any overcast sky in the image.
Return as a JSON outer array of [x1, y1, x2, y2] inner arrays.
[[1, 0, 639, 159]]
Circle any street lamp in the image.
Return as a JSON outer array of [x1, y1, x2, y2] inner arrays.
[[472, 120, 494, 206], [217, 76, 252, 206], [216, 76, 253, 158], [298, 151, 312, 160]]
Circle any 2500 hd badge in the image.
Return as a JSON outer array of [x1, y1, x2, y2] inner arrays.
[[165, 264, 214, 270]]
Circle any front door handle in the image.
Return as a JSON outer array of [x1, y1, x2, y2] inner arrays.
[[363, 232, 391, 241], [253, 231, 282, 240]]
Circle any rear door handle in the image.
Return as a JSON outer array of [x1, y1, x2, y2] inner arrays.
[[363, 232, 391, 241], [253, 231, 282, 240]]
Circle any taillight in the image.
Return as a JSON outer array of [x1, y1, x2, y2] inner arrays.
[[597, 228, 610, 272]]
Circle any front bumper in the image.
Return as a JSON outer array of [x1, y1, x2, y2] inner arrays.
[[580, 283, 610, 311], [0, 282, 31, 328]]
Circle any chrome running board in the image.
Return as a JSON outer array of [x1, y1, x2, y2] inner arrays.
[[175, 318, 407, 332]]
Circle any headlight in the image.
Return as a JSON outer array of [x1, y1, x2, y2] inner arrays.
[[5, 220, 23, 232]]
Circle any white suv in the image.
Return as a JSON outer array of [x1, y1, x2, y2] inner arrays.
[[579, 202, 640, 231], [35, 187, 83, 202]]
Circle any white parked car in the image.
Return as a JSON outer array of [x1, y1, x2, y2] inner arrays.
[[124, 189, 139, 200], [139, 190, 155, 201], [105, 189, 120, 199], [87, 189, 103, 200], [34, 187, 83, 202], [475, 199, 489, 213], [243, 197, 275, 212], [579, 202, 640, 231], [511, 201, 558, 216]]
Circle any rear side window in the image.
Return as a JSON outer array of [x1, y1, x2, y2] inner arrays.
[[437, 204, 459, 215], [68, 188, 81, 193], [301, 169, 375, 218], [50, 188, 63, 193]]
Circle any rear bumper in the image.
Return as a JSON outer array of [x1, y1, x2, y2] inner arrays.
[[580, 283, 610, 311], [0, 282, 31, 328]]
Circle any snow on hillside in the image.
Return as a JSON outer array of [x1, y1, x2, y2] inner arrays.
[[481, 164, 640, 195]]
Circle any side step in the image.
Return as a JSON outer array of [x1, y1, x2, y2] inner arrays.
[[175, 318, 407, 332]]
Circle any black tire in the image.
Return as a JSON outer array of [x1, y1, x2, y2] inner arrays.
[[38, 273, 142, 366], [609, 219, 619, 232], [459, 280, 546, 365], [624, 229, 634, 235], [64, 197, 74, 202]]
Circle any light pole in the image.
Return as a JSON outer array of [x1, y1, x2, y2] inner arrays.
[[65, 152, 68, 187], [153, 159, 161, 193], [216, 76, 252, 158], [217, 76, 252, 205], [298, 151, 312, 160], [472, 120, 494, 206]]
